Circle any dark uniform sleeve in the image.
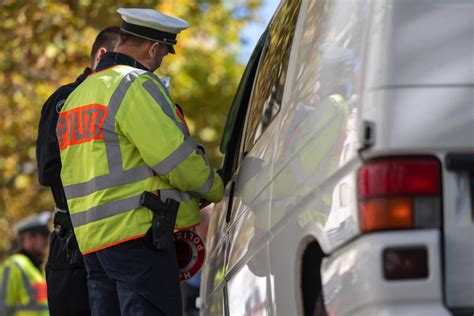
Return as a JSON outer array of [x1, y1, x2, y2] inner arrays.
[[36, 86, 74, 187]]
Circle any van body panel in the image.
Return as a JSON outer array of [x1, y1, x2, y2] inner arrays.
[[223, 115, 278, 273], [267, 217, 306, 316], [226, 247, 273, 316], [366, 0, 474, 89], [200, 286, 226, 316], [230, 120, 277, 229], [200, 236, 227, 301], [321, 231, 449, 316], [206, 193, 230, 255], [200, 189, 230, 304], [226, 205, 267, 274], [361, 88, 474, 151]]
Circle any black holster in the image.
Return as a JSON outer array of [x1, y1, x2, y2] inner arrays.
[[54, 210, 73, 230], [52, 209, 81, 264], [140, 191, 179, 251]]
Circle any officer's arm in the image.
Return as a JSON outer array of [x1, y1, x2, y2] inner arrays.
[[117, 77, 224, 202], [36, 86, 73, 187]]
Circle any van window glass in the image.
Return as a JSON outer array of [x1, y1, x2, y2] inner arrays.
[[220, 30, 268, 155], [219, 31, 268, 183], [276, 0, 370, 169], [242, 0, 302, 153]]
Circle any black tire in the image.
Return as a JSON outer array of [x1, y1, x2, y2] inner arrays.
[[301, 242, 325, 316]]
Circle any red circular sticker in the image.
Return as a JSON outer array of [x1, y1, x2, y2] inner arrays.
[[174, 230, 206, 281]]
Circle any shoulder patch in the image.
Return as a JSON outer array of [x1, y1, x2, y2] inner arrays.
[[55, 99, 66, 114]]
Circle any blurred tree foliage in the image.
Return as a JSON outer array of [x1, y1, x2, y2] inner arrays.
[[0, 0, 262, 257]]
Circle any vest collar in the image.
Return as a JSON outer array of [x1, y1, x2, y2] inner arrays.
[[95, 52, 149, 72], [75, 67, 92, 84]]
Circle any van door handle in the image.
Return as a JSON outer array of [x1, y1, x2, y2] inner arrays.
[[445, 153, 474, 172]]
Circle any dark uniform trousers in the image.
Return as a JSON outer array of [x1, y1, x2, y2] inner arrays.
[[46, 230, 90, 316], [83, 237, 183, 316]]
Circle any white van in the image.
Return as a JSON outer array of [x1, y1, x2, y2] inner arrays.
[[200, 0, 474, 315]]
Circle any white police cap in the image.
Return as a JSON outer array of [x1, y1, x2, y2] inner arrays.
[[117, 8, 189, 54], [14, 211, 51, 235]]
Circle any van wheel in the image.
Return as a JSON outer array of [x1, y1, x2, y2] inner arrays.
[[313, 292, 327, 316], [301, 241, 325, 316]]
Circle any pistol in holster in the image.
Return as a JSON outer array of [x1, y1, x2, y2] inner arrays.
[[53, 208, 73, 237], [140, 191, 179, 251]]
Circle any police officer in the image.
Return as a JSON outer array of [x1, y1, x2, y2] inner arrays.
[[35, 26, 120, 316], [0, 212, 51, 316], [57, 8, 224, 316]]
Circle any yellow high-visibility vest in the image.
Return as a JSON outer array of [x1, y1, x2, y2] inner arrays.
[[58, 65, 223, 254], [0, 254, 49, 316]]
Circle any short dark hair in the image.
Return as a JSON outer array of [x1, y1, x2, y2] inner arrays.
[[90, 26, 121, 64]]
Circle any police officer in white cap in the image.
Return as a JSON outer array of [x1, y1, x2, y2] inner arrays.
[[12, 212, 51, 268], [0, 212, 51, 315], [108, 7, 188, 74], [57, 7, 224, 316]]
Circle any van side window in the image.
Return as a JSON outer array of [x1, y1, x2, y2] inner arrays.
[[275, 0, 369, 168], [219, 31, 268, 184], [242, 0, 302, 153]]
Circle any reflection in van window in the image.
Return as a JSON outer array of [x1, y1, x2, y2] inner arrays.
[[243, 0, 302, 153], [277, 0, 370, 168]]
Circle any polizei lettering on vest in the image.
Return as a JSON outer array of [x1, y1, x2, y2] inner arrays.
[[57, 104, 107, 150]]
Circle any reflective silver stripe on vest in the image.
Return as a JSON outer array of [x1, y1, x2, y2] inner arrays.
[[150, 73, 174, 101], [190, 169, 215, 196], [70, 194, 142, 227], [142, 79, 189, 135], [70, 189, 192, 227], [64, 69, 153, 199], [0, 267, 10, 312], [104, 70, 146, 174], [147, 73, 186, 126], [160, 189, 191, 202], [64, 166, 151, 199], [187, 144, 214, 195], [151, 136, 197, 176]]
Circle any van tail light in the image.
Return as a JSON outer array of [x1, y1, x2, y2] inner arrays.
[[357, 157, 441, 233]]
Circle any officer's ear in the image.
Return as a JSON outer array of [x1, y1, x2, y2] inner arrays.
[[92, 47, 107, 70], [148, 42, 160, 59]]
